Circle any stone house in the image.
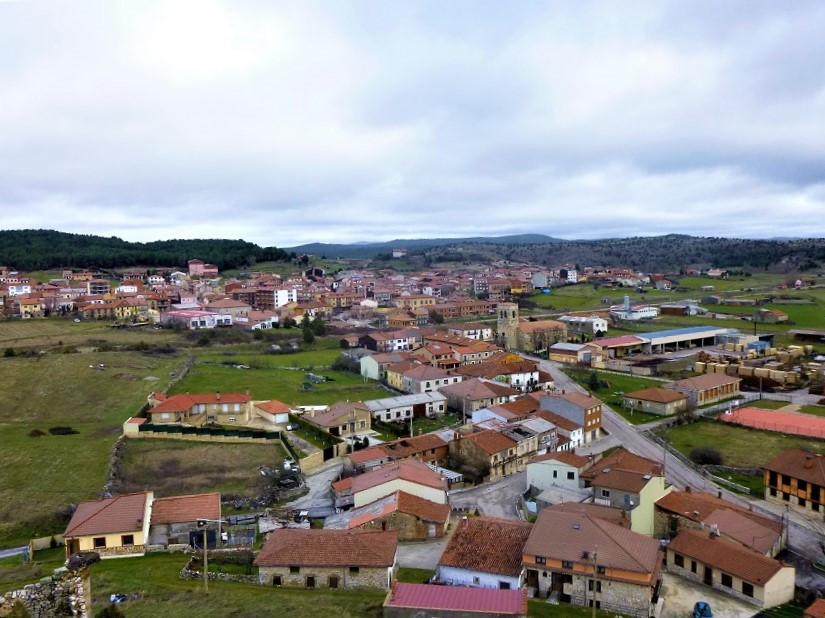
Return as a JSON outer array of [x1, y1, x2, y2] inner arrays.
[[324, 491, 450, 541], [440, 378, 520, 419], [523, 510, 662, 618], [254, 529, 399, 590], [437, 516, 532, 590], [64, 492, 153, 559], [303, 401, 372, 438], [148, 492, 221, 548], [449, 430, 519, 481], [666, 529, 794, 609]]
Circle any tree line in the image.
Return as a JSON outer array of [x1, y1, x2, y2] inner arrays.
[[0, 229, 295, 271]]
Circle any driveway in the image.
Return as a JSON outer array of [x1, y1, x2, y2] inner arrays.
[[449, 472, 526, 519], [285, 460, 342, 510]]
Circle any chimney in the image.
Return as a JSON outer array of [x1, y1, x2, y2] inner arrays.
[[685, 486, 691, 493], [710, 524, 720, 537], [462, 516, 469, 529], [717, 491, 722, 499]]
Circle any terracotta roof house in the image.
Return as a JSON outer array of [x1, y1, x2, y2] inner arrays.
[[149, 492, 221, 548], [523, 510, 662, 618], [623, 387, 688, 417], [763, 449, 825, 521], [805, 599, 825, 618], [324, 491, 450, 541], [535, 409, 584, 450], [383, 583, 527, 618], [665, 374, 741, 407], [541, 502, 630, 528], [333, 459, 448, 508], [148, 392, 252, 425], [398, 364, 463, 395], [665, 529, 794, 609], [440, 378, 520, 419], [303, 401, 371, 438], [527, 451, 592, 506], [449, 429, 519, 481], [655, 490, 785, 556], [581, 448, 663, 481], [252, 399, 293, 426], [254, 529, 399, 590], [64, 491, 153, 559], [437, 516, 532, 590], [540, 391, 602, 444]]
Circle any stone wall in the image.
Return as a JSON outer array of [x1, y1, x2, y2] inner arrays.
[[180, 556, 258, 584], [258, 565, 390, 590], [565, 574, 652, 618], [0, 567, 91, 618], [354, 511, 446, 541]]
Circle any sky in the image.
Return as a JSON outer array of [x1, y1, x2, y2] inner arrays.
[[1, 0, 824, 247]]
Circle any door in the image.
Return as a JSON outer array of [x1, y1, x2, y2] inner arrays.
[[428, 524, 437, 539], [306, 576, 315, 588], [413, 403, 426, 419], [328, 576, 338, 589], [526, 569, 539, 589], [703, 565, 712, 586]]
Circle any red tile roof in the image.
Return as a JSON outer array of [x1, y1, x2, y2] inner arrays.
[[668, 373, 741, 392], [439, 516, 532, 578], [667, 529, 787, 585], [543, 502, 630, 527], [624, 387, 687, 404], [765, 449, 825, 487], [65, 492, 150, 537], [255, 399, 291, 415], [805, 599, 825, 618], [150, 493, 221, 525], [440, 378, 519, 401], [529, 451, 590, 468], [462, 430, 518, 455], [581, 448, 662, 480], [385, 583, 526, 615], [151, 392, 251, 413], [254, 529, 398, 568], [351, 459, 448, 494], [348, 491, 451, 529]]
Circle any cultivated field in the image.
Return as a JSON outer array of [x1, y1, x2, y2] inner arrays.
[[111, 439, 285, 499]]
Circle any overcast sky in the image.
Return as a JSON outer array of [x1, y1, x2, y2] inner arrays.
[[1, 1, 824, 247]]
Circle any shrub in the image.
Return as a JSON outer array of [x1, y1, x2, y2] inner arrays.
[[48, 426, 79, 436], [28, 429, 46, 438], [97, 605, 126, 618], [3, 347, 15, 357], [689, 446, 724, 465]]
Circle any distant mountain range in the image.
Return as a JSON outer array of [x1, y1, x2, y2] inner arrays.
[[285, 234, 562, 258]]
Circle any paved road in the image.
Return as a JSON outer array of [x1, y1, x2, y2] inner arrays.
[[0, 546, 27, 560], [536, 358, 825, 561], [286, 460, 342, 510]]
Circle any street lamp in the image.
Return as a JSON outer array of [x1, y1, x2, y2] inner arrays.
[[196, 518, 225, 595]]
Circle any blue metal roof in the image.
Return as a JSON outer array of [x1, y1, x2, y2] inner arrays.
[[639, 325, 726, 339]]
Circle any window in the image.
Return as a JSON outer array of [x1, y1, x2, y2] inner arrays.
[[799, 480, 808, 492], [782, 474, 791, 485], [742, 582, 754, 598], [674, 554, 684, 568], [814, 502, 820, 512], [93, 537, 107, 548], [601, 489, 610, 498], [691, 561, 697, 574], [289, 566, 300, 574], [473, 576, 480, 585], [770, 488, 777, 497], [567, 471, 575, 481], [228, 416, 237, 422], [721, 573, 733, 588], [222, 404, 229, 412], [499, 581, 511, 590], [596, 566, 605, 575], [799, 498, 807, 507], [783, 492, 790, 501], [552, 470, 558, 479], [121, 534, 134, 546], [536, 556, 546, 565], [588, 580, 602, 592], [562, 560, 573, 569], [349, 567, 360, 574]]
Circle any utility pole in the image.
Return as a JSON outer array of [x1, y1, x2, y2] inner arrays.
[[591, 548, 598, 618]]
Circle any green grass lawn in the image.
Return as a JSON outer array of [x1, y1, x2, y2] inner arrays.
[[800, 404, 825, 417], [747, 400, 789, 410], [0, 318, 185, 351], [111, 439, 283, 499], [660, 420, 825, 468], [412, 413, 459, 435], [0, 350, 185, 547], [170, 363, 389, 406], [758, 601, 808, 618], [196, 347, 344, 369], [395, 567, 433, 583], [564, 369, 665, 425], [89, 553, 387, 618], [527, 599, 623, 618]]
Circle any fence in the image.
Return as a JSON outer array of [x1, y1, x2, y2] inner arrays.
[[135, 422, 281, 443], [719, 409, 825, 439]]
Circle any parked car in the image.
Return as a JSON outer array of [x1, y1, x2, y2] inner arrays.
[[693, 601, 712, 618]]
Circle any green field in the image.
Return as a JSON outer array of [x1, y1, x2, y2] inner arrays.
[[111, 439, 284, 499], [170, 363, 389, 406], [195, 346, 344, 369], [564, 369, 666, 425], [0, 319, 185, 351], [660, 420, 825, 468], [0, 547, 66, 594], [0, 350, 185, 546]]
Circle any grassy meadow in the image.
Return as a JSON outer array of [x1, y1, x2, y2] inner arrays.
[[0, 349, 185, 546]]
